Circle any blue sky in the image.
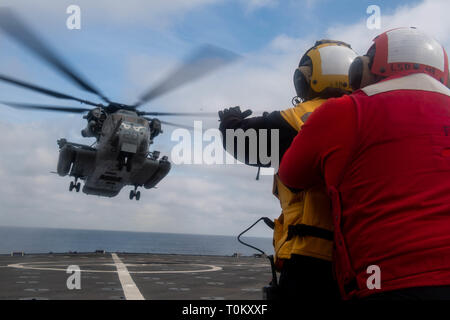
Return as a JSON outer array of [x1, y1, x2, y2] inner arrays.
[[0, 0, 448, 237], [0, 0, 427, 114], [172, 0, 419, 51]]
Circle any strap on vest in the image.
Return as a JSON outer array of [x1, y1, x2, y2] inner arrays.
[[287, 224, 333, 241]]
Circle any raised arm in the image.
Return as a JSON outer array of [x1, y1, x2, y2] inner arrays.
[[219, 106, 298, 167]]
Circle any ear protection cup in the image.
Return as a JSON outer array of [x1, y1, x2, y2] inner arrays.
[[349, 55, 378, 90], [349, 57, 364, 90], [293, 66, 312, 101]]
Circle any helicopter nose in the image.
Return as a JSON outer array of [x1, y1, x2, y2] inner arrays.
[[118, 126, 142, 153], [118, 131, 139, 153]]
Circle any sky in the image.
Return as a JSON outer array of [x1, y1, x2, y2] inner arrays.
[[0, 0, 448, 237]]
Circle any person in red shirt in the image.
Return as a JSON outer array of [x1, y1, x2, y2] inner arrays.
[[278, 27, 450, 300]]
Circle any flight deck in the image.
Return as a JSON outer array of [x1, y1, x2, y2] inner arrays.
[[0, 253, 271, 300]]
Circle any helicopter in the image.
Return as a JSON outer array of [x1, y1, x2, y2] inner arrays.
[[0, 8, 237, 200]]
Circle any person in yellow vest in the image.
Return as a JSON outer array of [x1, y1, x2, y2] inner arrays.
[[218, 40, 357, 300]]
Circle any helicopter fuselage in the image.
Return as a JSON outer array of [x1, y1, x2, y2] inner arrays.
[[56, 110, 170, 200]]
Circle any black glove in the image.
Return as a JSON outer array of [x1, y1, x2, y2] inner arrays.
[[218, 106, 252, 122]]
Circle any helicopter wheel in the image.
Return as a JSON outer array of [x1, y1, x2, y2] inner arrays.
[[69, 181, 75, 192], [75, 182, 81, 192], [129, 190, 135, 200], [135, 191, 141, 201]]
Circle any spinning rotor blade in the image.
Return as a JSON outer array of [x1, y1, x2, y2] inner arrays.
[[138, 111, 217, 117], [134, 44, 240, 107], [0, 101, 92, 113], [144, 117, 196, 130], [0, 74, 100, 107], [160, 120, 196, 130], [0, 8, 110, 103]]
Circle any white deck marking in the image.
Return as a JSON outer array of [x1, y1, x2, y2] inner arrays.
[[7, 262, 222, 274], [111, 253, 144, 300]]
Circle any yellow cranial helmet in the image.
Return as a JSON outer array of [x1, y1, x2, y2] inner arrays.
[[294, 40, 357, 101]]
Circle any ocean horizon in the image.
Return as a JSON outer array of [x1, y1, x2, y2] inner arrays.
[[0, 225, 273, 256]]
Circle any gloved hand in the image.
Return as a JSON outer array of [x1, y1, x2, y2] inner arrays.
[[218, 106, 252, 122]]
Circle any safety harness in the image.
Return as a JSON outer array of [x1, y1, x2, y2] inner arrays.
[[286, 224, 333, 242]]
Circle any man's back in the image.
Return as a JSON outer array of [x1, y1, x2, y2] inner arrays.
[[278, 73, 450, 298], [340, 73, 450, 297]]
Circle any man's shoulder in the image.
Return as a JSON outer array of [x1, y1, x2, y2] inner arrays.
[[280, 98, 329, 126], [304, 95, 356, 128], [312, 95, 355, 115]]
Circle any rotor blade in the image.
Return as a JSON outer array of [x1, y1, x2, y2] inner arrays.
[[148, 118, 207, 131], [139, 111, 217, 117], [134, 44, 240, 106], [0, 74, 100, 107], [159, 120, 196, 130], [144, 117, 197, 130], [0, 8, 110, 103], [0, 101, 91, 113]]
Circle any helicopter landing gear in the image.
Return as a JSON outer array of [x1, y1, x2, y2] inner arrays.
[[129, 186, 141, 201], [69, 178, 81, 192]]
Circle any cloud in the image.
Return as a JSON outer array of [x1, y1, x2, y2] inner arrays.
[[242, 0, 278, 11], [0, 119, 279, 237], [0, 25, 310, 238], [0, 0, 448, 240], [124, 32, 314, 116], [0, 0, 221, 28], [326, 0, 450, 54]]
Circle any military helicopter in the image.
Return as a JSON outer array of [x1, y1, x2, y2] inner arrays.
[[0, 8, 237, 200]]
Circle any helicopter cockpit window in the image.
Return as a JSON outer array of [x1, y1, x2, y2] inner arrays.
[[136, 118, 147, 126], [120, 121, 147, 133], [112, 114, 121, 122]]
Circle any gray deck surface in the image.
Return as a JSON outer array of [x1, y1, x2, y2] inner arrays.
[[0, 253, 272, 300]]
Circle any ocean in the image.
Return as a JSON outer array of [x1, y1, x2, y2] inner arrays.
[[0, 226, 273, 256]]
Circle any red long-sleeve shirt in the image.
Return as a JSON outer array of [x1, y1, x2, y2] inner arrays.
[[278, 74, 450, 298]]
